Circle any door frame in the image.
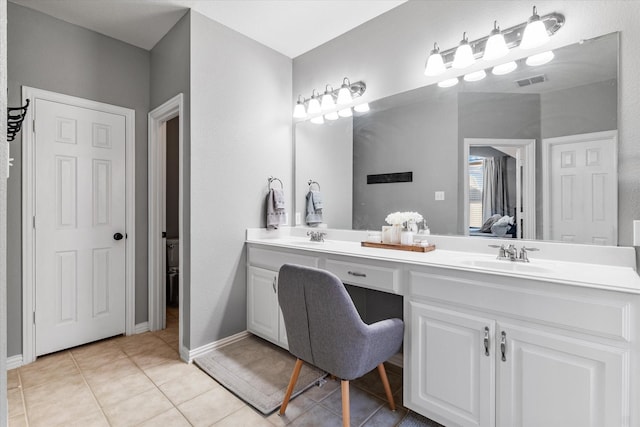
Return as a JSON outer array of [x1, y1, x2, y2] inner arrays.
[[21, 86, 136, 364], [463, 138, 536, 239], [541, 130, 618, 244], [147, 94, 184, 358]]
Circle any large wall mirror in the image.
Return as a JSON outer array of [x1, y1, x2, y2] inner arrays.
[[294, 32, 619, 246]]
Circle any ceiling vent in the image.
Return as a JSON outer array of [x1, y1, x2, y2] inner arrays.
[[515, 74, 547, 87]]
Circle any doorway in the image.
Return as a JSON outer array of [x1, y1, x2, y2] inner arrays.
[[22, 87, 136, 363], [148, 94, 185, 359]]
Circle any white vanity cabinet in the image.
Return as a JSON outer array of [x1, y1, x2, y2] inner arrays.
[[405, 267, 633, 427], [246, 246, 319, 349]]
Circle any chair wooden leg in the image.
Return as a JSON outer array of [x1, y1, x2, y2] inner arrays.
[[279, 358, 304, 415], [341, 380, 350, 427], [377, 363, 396, 411]]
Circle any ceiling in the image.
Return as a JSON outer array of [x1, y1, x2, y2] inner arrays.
[[9, 0, 407, 58]]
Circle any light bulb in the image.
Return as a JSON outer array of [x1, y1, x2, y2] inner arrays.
[[310, 115, 324, 124], [307, 94, 321, 115], [353, 103, 370, 113], [483, 22, 509, 61], [438, 77, 459, 88], [526, 50, 554, 66], [463, 70, 487, 82], [492, 61, 518, 75], [337, 78, 353, 105], [452, 33, 475, 69], [424, 43, 446, 76], [325, 111, 339, 121], [520, 6, 550, 49], [338, 108, 352, 118], [293, 101, 306, 119], [320, 86, 335, 111]]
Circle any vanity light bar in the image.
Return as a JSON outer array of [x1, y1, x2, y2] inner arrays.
[[293, 78, 367, 120]]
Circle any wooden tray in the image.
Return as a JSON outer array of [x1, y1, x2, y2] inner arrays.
[[361, 241, 436, 253]]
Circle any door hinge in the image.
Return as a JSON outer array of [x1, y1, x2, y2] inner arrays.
[[33, 312, 36, 324], [32, 119, 36, 132], [33, 216, 36, 229]]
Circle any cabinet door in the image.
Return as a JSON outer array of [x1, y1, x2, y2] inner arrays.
[[247, 266, 279, 343], [497, 323, 628, 427], [278, 309, 288, 349], [407, 302, 496, 427]]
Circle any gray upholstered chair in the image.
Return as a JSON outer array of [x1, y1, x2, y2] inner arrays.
[[277, 263, 404, 427]]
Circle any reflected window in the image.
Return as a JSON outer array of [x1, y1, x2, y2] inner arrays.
[[469, 156, 484, 228]]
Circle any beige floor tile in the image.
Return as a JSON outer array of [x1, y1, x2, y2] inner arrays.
[[288, 404, 344, 427], [22, 373, 88, 409], [7, 388, 25, 417], [119, 334, 168, 356], [301, 378, 340, 403], [69, 336, 122, 358], [159, 367, 219, 405], [178, 386, 245, 426], [73, 345, 128, 371], [7, 368, 20, 389], [8, 414, 28, 427], [319, 383, 384, 427], [87, 370, 156, 407], [81, 355, 142, 382], [352, 366, 403, 402], [267, 394, 316, 426], [19, 352, 79, 389], [130, 344, 180, 370], [361, 404, 408, 426], [138, 408, 191, 427], [143, 359, 197, 386], [26, 392, 104, 427], [103, 387, 173, 426], [214, 406, 273, 427]]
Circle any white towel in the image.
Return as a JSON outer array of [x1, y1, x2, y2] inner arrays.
[[266, 189, 286, 229]]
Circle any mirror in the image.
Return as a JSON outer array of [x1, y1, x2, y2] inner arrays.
[[295, 32, 618, 245]]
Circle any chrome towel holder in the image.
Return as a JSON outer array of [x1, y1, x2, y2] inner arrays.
[[308, 180, 320, 191], [268, 176, 283, 189]]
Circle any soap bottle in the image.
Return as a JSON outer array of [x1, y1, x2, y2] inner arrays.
[[400, 223, 414, 245]]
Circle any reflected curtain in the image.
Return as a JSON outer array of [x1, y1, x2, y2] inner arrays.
[[482, 157, 509, 220]]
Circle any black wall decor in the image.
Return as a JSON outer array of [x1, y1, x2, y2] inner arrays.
[[367, 171, 413, 184]]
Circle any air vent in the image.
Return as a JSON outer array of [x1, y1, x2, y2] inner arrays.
[[515, 74, 547, 87]]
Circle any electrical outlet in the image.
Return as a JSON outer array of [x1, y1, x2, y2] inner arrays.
[[435, 191, 445, 201], [295, 212, 301, 225]]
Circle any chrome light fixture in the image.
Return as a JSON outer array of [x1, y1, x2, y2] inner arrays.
[[293, 95, 307, 119], [464, 70, 487, 82], [338, 108, 353, 118], [492, 61, 518, 75], [424, 43, 446, 76], [354, 103, 370, 113], [307, 90, 321, 115], [325, 111, 339, 121], [438, 77, 459, 88], [483, 21, 509, 61], [526, 50, 554, 66], [310, 115, 324, 124], [293, 77, 368, 123], [520, 6, 549, 49], [452, 33, 475, 69], [337, 78, 354, 105], [320, 85, 335, 111]]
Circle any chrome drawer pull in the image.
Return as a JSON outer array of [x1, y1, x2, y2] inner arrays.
[[272, 277, 277, 293], [347, 271, 367, 277], [501, 331, 507, 362], [484, 327, 490, 356]]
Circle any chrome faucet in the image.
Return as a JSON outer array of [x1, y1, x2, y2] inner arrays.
[[307, 231, 326, 242], [489, 244, 539, 262]]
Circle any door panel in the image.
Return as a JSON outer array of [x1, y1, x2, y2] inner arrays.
[[35, 99, 126, 356]]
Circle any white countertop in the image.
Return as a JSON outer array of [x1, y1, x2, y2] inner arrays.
[[247, 227, 640, 293]]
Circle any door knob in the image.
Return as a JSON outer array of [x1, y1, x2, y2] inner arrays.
[[113, 233, 124, 241]]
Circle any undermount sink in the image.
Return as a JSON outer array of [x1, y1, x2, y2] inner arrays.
[[459, 258, 555, 274]]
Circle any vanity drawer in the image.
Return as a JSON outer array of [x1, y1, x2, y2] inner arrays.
[[248, 246, 319, 271], [325, 259, 400, 293]]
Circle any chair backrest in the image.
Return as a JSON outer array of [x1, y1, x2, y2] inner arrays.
[[278, 263, 369, 376]]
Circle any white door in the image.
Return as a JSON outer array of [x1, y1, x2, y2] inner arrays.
[[247, 266, 279, 344], [544, 131, 617, 245], [34, 98, 126, 356], [497, 324, 627, 427], [406, 302, 495, 427]]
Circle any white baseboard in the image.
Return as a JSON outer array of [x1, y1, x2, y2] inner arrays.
[[134, 322, 150, 334], [186, 330, 251, 362], [6, 354, 23, 370]]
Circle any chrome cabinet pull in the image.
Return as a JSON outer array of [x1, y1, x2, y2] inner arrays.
[[347, 271, 366, 277], [272, 277, 277, 293], [484, 327, 490, 356], [500, 331, 507, 362]]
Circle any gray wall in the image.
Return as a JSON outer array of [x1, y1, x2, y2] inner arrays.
[[353, 90, 459, 234], [295, 119, 352, 228], [293, 1, 640, 252], [150, 11, 191, 347], [541, 79, 617, 139], [1, 0, 8, 420], [166, 117, 180, 238], [188, 11, 292, 349], [6, 3, 151, 356]]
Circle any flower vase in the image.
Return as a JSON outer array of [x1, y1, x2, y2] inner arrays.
[[390, 224, 402, 244]]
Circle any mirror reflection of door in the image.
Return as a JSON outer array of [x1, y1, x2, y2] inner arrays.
[[463, 138, 536, 240]]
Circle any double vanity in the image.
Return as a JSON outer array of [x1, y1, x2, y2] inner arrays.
[[246, 227, 640, 427]]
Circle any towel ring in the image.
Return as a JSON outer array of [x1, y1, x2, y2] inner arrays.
[[308, 180, 321, 191], [268, 176, 283, 189]]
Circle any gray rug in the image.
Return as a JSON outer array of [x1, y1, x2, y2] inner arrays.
[[398, 411, 443, 427], [194, 335, 326, 414]]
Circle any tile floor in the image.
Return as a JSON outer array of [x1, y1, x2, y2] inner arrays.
[[8, 307, 441, 426]]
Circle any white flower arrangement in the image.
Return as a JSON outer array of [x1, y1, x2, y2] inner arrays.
[[385, 211, 424, 226]]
